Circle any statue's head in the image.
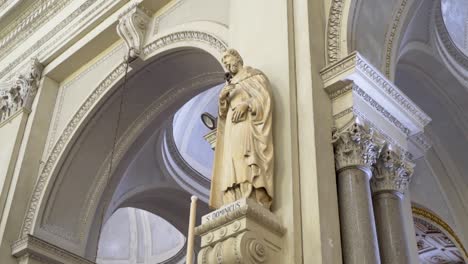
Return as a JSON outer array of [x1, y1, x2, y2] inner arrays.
[[222, 49, 243, 74]]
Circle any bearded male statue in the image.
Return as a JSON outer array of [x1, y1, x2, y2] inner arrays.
[[209, 49, 274, 210]]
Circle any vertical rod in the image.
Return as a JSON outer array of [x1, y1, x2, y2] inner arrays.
[[186, 196, 198, 264]]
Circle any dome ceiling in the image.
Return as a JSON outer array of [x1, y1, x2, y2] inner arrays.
[[441, 0, 468, 56], [172, 84, 222, 179], [97, 208, 185, 264]]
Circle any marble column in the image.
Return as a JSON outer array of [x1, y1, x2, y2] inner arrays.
[[332, 122, 384, 264], [371, 146, 414, 264]]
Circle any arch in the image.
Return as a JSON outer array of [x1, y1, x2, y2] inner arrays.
[[20, 25, 228, 260], [381, 0, 422, 80], [412, 205, 468, 261]]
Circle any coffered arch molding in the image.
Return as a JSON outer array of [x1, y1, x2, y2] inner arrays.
[[412, 205, 468, 262], [19, 24, 228, 260]]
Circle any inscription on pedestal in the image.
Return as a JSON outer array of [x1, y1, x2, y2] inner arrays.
[[202, 199, 244, 223]]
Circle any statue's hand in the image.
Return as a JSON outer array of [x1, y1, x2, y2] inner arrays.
[[232, 102, 249, 123], [219, 84, 234, 101]]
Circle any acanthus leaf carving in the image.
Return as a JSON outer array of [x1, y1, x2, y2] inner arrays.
[[116, 3, 150, 60], [371, 145, 414, 194], [332, 120, 385, 175], [0, 57, 43, 121]]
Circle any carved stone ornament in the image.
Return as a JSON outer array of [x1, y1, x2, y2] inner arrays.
[[332, 121, 385, 175], [371, 145, 414, 195], [195, 199, 284, 264], [116, 3, 150, 60], [0, 58, 43, 121]]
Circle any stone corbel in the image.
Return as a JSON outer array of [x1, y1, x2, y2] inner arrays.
[[116, 2, 150, 61], [371, 145, 415, 195], [0, 58, 43, 122], [321, 51, 431, 159]]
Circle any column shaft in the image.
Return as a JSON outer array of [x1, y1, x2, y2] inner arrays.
[[338, 168, 381, 264], [373, 192, 411, 264]]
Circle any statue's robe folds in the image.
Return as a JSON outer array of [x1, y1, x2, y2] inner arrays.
[[209, 67, 274, 209]]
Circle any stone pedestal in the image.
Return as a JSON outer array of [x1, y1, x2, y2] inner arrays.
[[195, 199, 285, 264]]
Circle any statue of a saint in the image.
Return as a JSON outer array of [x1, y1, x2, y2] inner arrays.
[[209, 49, 274, 210]]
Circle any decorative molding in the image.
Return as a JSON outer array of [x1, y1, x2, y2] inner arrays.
[[409, 132, 431, 152], [329, 83, 352, 99], [0, 0, 119, 80], [0, 58, 43, 122], [117, 3, 150, 60], [11, 235, 94, 264], [331, 120, 385, 175], [21, 29, 225, 242], [353, 85, 411, 135], [371, 145, 414, 194], [0, 0, 72, 61], [327, 0, 345, 64], [383, 0, 409, 79], [143, 30, 228, 56], [321, 52, 432, 129]]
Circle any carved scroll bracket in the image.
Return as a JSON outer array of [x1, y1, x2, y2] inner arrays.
[[116, 2, 150, 61], [0, 58, 43, 122]]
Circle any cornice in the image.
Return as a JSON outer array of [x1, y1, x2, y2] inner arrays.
[[0, 0, 122, 80], [0, 0, 21, 19], [321, 52, 431, 132], [0, 0, 72, 61], [11, 235, 94, 264]]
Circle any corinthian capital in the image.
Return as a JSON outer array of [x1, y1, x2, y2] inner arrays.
[[117, 3, 150, 60], [332, 121, 385, 175], [0, 58, 43, 120], [371, 145, 415, 195]]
